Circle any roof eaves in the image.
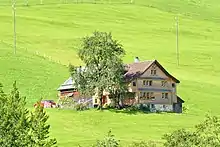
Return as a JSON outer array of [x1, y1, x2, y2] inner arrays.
[[154, 60, 180, 83]]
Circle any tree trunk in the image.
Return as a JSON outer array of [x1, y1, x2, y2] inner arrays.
[[98, 90, 103, 110], [116, 92, 121, 109]]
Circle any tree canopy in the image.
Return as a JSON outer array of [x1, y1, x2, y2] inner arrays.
[[70, 31, 126, 109]]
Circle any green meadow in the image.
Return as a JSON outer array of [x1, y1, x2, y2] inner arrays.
[[0, 0, 220, 146]]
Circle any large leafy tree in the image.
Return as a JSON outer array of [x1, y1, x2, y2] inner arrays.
[[0, 82, 57, 147], [70, 31, 126, 109]]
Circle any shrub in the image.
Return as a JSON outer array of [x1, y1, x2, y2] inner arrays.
[[103, 103, 109, 109], [163, 115, 220, 147], [182, 105, 189, 113], [125, 104, 150, 112], [93, 130, 120, 147], [129, 141, 157, 147], [75, 103, 89, 111]]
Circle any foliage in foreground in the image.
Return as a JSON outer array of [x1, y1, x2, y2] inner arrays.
[[163, 115, 220, 147], [93, 130, 120, 147], [0, 82, 57, 147], [82, 115, 220, 147], [128, 141, 157, 147], [89, 130, 157, 147]]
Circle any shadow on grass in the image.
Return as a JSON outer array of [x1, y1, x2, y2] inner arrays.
[[104, 108, 150, 115], [102, 108, 177, 115]]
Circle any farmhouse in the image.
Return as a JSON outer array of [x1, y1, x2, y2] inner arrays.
[[57, 57, 184, 113]]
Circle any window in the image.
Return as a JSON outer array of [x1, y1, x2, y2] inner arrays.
[[150, 92, 155, 100], [132, 81, 136, 86], [162, 93, 169, 99], [162, 93, 165, 99], [141, 92, 154, 100], [146, 92, 150, 99], [151, 104, 155, 109], [95, 99, 98, 103], [172, 83, 175, 88], [151, 70, 157, 75], [149, 81, 152, 86], [161, 81, 167, 87], [163, 105, 166, 109], [143, 92, 146, 97], [165, 93, 168, 99], [143, 80, 146, 85], [140, 92, 147, 98], [146, 80, 153, 86], [140, 92, 143, 98], [146, 92, 154, 100]]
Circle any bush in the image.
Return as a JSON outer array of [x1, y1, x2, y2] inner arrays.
[[125, 104, 150, 112], [75, 103, 89, 111], [163, 115, 220, 147], [182, 105, 189, 113], [129, 141, 157, 147], [93, 130, 120, 147], [103, 103, 109, 109]]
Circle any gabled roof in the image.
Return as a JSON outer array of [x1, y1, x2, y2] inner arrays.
[[124, 60, 180, 83], [124, 60, 154, 80], [57, 77, 75, 91], [58, 60, 180, 91]]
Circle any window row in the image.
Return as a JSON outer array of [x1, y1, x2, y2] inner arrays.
[[140, 92, 169, 99], [142, 80, 168, 87], [132, 81, 176, 87]]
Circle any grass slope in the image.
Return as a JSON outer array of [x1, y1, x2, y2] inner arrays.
[[0, 0, 220, 146], [0, 43, 68, 104]]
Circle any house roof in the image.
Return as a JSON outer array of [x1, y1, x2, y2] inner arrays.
[[57, 77, 75, 91], [124, 60, 154, 80], [124, 60, 180, 83], [58, 59, 180, 91], [177, 96, 185, 103]]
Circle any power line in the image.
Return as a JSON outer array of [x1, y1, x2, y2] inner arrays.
[[175, 16, 179, 66], [12, 0, 16, 55]]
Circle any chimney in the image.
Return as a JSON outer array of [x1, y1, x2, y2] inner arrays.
[[134, 57, 140, 63]]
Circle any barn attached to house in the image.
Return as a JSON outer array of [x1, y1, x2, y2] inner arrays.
[[57, 77, 79, 98]]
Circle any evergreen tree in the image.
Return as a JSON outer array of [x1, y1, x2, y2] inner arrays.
[[29, 101, 57, 147], [0, 81, 30, 147], [0, 82, 57, 147]]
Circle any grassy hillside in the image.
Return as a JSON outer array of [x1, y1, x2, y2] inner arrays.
[[0, 0, 220, 146], [0, 43, 68, 104]]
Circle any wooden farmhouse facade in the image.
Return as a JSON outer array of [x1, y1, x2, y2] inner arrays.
[[57, 57, 184, 113]]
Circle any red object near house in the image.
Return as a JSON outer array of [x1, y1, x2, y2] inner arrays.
[[102, 95, 107, 105], [34, 100, 56, 108]]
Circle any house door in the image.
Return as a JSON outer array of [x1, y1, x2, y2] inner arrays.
[[102, 95, 107, 105]]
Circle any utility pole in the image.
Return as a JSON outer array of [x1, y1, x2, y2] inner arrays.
[[12, 0, 16, 55], [175, 16, 179, 66]]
